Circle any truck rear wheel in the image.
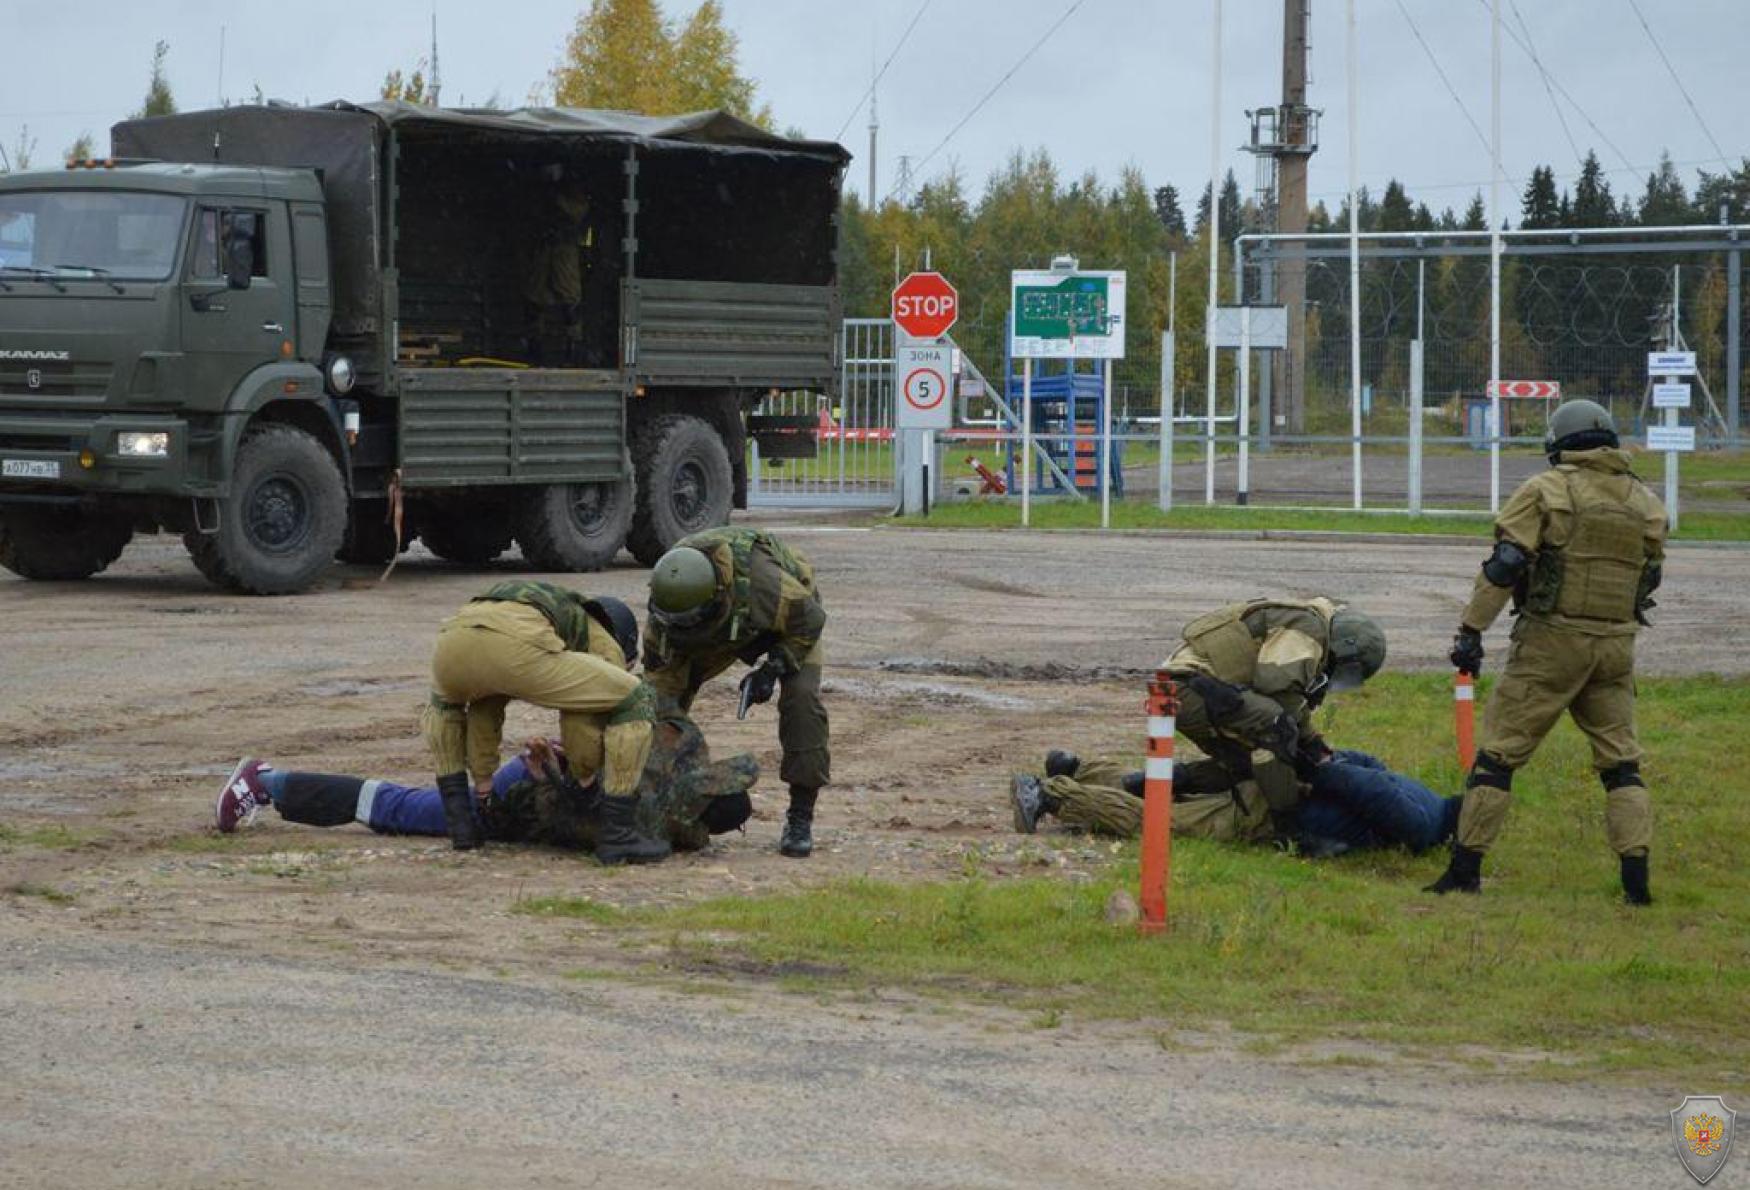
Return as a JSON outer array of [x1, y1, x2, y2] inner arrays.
[[418, 510, 514, 565], [514, 476, 632, 572], [183, 424, 347, 595], [627, 414, 733, 567], [0, 505, 133, 581]]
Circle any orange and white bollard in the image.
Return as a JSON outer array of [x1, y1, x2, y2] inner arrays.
[[1139, 669, 1179, 935], [1454, 670, 1476, 772]]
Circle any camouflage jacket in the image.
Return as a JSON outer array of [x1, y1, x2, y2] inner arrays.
[[483, 715, 757, 854], [1165, 597, 1341, 725], [644, 528, 825, 676]]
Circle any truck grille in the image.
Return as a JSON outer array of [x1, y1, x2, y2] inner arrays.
[[0, 361, 114, 400]]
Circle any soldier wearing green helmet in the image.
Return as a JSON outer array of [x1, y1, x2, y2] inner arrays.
[[1432, 398, 1667, 904], [644, 527, 829, 857], [1149, 597, 1387, 841]]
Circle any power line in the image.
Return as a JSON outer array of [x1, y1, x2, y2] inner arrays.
[[1472, 0, 1636, 175], [1623, 0, 1731, 168], [1304, 151, 1728, 206], [1507, 0, 1581, 165], [1391, 0, 1496, 169], [886, 0, 1086, 203], [833, 0, 932, 144]]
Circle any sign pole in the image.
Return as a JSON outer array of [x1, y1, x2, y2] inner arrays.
[[1100, 357, 1113, 528], [1159, 331, 1175, 513], [1237, 306, 1251, 506], [1665, 398, 1681, 533], [1021, 357, 1033, 528]]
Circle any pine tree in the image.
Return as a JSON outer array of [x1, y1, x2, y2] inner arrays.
[[1519, 165, 1560, 230], [1571, 150, 1617, 227], [133, 41, 177, 119], [1153, 184, 1186, 239], [1193, 182, 1211, 236], [1217, 169, 1243, 236], [1636, 152, 1692, 226], [1693, 158, 1750, 223], [1377, 180, 1415, 232], [1461, 193, 1487, 230]]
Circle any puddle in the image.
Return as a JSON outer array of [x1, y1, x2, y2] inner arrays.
[[867, 656, 1152, 683], [822, 676, 1034, 711]]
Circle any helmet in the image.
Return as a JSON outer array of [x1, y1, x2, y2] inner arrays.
[[584, 596, 640, 669], [1544, 399, 1618, 460], [648, 545, 723, 630], [1326, 609, 1386, 691]]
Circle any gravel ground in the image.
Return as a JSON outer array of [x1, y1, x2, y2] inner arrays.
[[2, 521, 1745, 1188]]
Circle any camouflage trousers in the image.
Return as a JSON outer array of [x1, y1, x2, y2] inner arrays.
[[423, 601, 650, 796], [646, 641, 830, 789], [1458, 617, 1652, 857], [1044, 756, 1277, 844]]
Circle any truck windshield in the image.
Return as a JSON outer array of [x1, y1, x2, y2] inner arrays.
[[0, 191, 186, 281]]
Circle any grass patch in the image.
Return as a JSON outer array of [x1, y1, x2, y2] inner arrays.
[[8, 881, 76, 904], [636, 673, 1750, 1081], [513, 895, 623, 923], [0, 822, 99, 851], [893, 497, 1750, 541]]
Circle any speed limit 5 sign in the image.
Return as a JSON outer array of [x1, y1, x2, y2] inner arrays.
[[894, 343, 953, 429]]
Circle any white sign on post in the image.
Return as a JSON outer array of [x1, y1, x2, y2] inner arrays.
[[894, 343, 953, 430], [1647, 350, 1697, 376], [1010, 269, 1127, 359], [1652, 382, 1692, 409], [1647, 425, 1696, 452], [1210, 305, 1288, 349]]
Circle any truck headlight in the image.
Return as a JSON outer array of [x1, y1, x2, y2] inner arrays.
[[325, 354, 356, 396], [116, 432, 170, 457]]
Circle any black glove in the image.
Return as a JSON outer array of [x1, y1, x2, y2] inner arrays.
[[1261, 712, 1300, 766], [1187, 674, 1245, 723], [737, 661, 781, 719], [1450, 627, 1484, 676], [1292, 733, 1333, 781]]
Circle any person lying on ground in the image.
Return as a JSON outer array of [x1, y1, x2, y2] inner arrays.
[[214, 714, 756, 856], [1010, 747, 1459, 857]]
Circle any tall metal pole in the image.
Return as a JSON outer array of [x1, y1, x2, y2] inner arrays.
[[867, 53, 879, 204], [1238, 307, 1252, 505], [1729, 227, 1742, 443], [1021, 358, 1034, 527], [1205, 0, 1223, 507], [1666, 267, 1681, 532], [1101, 357, 1114, 528], [1346, 0, 1362, 510], [1160, 254, 1177, 512], [1409, 256, 1425, 514], [1489, 0, 1503, 512], [1279, 0, 1312, 435]]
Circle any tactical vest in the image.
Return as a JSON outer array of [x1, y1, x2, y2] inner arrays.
[[681, 527, 816, 642], [472, 580, 594, 652], [1522, 470, 1648, 623], [1175, 599, 1335, 685]]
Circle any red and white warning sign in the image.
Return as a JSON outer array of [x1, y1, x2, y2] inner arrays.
[[1487, 379, 1561, 400], [894, 343, 952, 429]]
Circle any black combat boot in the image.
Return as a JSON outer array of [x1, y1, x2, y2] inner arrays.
[[1620, 855, 1652, 906], [1044, 749, 1080, 779], [1120, 771, 1145, 797], [1010, 774, 1061, 834], [780, 786, 818, 857], [1424, 844, 1483, 894], [437, 772, 484, 851], [594, 794, 671, 865]]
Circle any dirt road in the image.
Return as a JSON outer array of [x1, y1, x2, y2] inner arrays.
[[3, 523, 1745, 1187]]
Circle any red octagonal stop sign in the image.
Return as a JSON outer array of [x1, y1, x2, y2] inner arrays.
[[892, 271, 959, 339]]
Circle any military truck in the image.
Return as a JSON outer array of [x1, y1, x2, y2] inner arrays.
[[0, 102, 845, 593]]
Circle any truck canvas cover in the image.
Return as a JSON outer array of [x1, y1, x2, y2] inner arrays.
[[112, 102, 849, 339]]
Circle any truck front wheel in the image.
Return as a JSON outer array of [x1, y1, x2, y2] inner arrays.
[[514, 476, 632, 572], [0, 505, 133, 581], [627, 414, 734, 566], [184, 424, 347, 594]]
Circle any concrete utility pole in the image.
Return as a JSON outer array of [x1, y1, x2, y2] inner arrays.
[[1278, 0, 1312, 434], [867, 55, 879, 205]]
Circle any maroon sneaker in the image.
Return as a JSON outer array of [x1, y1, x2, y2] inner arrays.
[[215, 758, 273, 833]]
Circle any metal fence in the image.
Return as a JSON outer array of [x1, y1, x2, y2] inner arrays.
[[747, 317, 896, 508]]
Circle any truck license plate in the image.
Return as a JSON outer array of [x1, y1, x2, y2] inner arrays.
[[2, 459, 60, 479]]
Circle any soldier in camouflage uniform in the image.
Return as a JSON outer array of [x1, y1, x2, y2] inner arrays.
[[214, 714, 757, 855], [1430, 399, 1667, 903], [523, 171, 592, 366], [1116, 597, 1388, 842], [422, 580, 668, 863], [644, 528, 828, 858], [1010, 749, 1459, 856]]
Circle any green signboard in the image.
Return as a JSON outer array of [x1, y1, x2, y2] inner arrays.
[[1010, 268, 1127, 359]]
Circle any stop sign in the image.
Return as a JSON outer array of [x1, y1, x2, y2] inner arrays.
[[892, 271, 959, 339]]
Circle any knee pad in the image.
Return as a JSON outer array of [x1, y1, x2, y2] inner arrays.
[[1599, 761, 1642, 790], [1466, 753, 1514, 792], [699, 791, 753, 835]]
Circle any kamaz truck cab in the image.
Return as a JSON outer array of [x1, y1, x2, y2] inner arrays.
[[0, 102, 846, 593]]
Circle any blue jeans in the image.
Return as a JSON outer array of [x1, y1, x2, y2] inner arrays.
[[263, 757, 534, 836], [1295, 750, 1458, 854]]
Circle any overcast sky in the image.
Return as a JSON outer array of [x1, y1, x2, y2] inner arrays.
[[4, 0, 1745, 219]]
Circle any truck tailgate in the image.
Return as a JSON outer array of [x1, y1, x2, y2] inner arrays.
[[623, 279, 838, 391]]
